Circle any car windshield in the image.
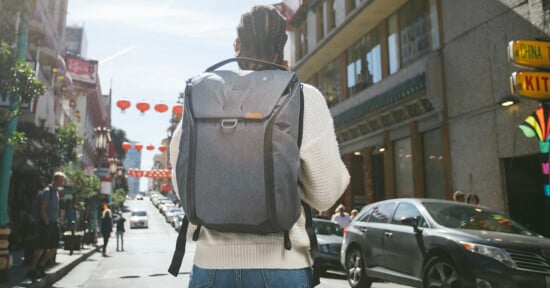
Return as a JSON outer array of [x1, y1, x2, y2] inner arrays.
[[131, 211, 147, 217], [424, 203, 535, 236], [314, 220, 343, 236]]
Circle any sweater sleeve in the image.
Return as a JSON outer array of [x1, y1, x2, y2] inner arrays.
[[299, 84, 350, 211], [169, 121, 182, 198]]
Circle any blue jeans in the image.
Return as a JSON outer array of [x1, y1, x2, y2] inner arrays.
[[188, 265, 312, 288]]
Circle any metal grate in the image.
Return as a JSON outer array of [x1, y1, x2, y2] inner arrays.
[[505, 249, 550, 274], [329, 244, 342, 255]]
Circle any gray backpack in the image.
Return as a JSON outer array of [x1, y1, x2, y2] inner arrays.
[[169, 59, 321, 285]]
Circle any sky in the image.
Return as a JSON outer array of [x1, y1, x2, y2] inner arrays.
[[66, 0, 278, 190]]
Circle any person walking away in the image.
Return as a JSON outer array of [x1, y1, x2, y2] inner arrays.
[[169, 5, 350, 287], [115, 211, 126, 251], [331, 204, 351, 227], [100, 209, 113, 256], [26, 171, 65, 279]]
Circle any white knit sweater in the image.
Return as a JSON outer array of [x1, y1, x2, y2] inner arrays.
[[169, 83, 350, 269]]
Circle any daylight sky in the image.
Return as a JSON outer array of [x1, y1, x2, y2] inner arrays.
[[66, 0, 278, 190]]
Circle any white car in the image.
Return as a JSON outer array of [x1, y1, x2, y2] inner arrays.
[[130, 210, 149, 229]]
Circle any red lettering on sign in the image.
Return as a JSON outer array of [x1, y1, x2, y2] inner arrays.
[[543, 77, 550, 91], [526, 76, 534, 90]]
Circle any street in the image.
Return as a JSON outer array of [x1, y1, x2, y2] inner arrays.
[[53, 198, 411, 288]]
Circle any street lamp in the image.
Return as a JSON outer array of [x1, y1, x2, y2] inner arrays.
[[92, 126, 110, 238]]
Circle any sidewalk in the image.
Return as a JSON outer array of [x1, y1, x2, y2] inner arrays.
[[0, 244, 99, 288]]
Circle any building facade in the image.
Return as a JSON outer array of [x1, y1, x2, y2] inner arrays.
[[281, 0, 550, 236]]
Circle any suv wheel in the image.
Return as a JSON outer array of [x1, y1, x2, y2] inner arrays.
[[423, 255, 461, 288], [346, 248, 373, 288]]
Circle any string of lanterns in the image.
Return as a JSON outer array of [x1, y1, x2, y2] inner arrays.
[[116, 99, 183, 115], [127, 168, 171, 179], [122, 142, 167, 152]]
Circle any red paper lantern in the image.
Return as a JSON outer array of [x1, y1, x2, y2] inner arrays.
[[122, 141, 131, 151], [154, 103, 169, 113], [135, 170, 144, 178], [134, 143, 143, 151], [146, 144, 155, 151], [158, 145, 167, 152], [136, 101, 150, 114], [116, 99, 131, 112], [172, 103, 183, 115]]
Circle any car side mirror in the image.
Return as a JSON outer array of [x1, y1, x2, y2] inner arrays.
[[401, 216, 421, 233]]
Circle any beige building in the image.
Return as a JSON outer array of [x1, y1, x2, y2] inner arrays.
[[280, 0, 550, 235]]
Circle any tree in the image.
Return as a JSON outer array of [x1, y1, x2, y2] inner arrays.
[[62, 167, 101, 231]]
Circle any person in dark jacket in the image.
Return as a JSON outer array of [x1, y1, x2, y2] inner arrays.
[[100, 209, 113, 256]]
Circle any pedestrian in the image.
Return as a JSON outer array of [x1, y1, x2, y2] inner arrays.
[[453, 190, 465, 202], [331, 204, 351, 227], [26, 171, 65, 279], [467, 193, 480, 205], [100, 208, 113, 256], [115, 211, 126, 251], [350, 209, 359, 221], [169, 5, 349, 287]]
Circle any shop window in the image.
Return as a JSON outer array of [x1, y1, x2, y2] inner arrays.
[[394, 137, 413, 198], [318, 59, 342, 107], [423, 128, 445, 199]]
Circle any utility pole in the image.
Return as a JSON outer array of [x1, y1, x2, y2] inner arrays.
[[0, 0, 31, 281]]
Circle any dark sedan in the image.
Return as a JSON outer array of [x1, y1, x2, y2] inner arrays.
[[341, 198, 550, 288]]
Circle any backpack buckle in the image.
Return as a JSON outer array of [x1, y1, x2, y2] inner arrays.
[[220, 119, 238, 129]]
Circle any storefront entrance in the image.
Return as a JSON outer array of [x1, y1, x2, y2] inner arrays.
[[504, 154, 550, 237]]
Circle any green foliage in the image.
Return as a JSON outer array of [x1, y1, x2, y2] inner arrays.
[[62, 167, 101, 224], [0, 41, 45, 109], [13, 120, 84, 184], [112, 188, 127, 207]]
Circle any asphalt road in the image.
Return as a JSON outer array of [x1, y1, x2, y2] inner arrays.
[[53, 198, 411, 288]]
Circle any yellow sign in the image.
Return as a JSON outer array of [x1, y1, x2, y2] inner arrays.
[[510, 71, 550, 100], [508, 40, 550, 69]]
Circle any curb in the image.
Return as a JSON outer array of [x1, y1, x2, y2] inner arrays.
[[31, 246, 100, 288]]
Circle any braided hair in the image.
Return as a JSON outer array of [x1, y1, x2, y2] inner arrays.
[[236, 5, 288, 70]]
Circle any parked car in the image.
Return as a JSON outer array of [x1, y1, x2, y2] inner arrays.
[[341, 198, 550, 288], [313, 218, 344, 273], [129, 210, 149, 229], [173, 213, 185, 231]]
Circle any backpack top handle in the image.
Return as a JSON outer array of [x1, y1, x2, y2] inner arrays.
[[205, 57, 288, 72]]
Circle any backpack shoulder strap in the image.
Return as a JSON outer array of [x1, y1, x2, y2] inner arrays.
[[302, 201, 321, 286], [168, 215, 190, 277]]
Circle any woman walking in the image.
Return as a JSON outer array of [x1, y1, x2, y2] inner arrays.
[[100, 208, 113, 256]]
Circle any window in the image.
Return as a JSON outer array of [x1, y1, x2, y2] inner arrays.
[[345, 0, 356, 15], [399, 0, 430, 66], [318, 59, 342, 107], [346, 28, 382, 96], [392, 202, 427, 227], [388, 13, 400, 74], [423, 128, 445, 199], [367, 202, 396, 223], [394, 137, 413, 198], [327, 0, 336, 30], [295, 22, 308, 61], [316, 4, 324, 42], [429, 0, 440, 50], [357, 207, 373, 222]]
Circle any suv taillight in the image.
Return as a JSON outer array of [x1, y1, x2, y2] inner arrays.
[[343, 226, 348, 236]]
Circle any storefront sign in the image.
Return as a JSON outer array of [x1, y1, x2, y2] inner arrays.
[[508, 40, 550, 69], [510, 71, 550, 100]]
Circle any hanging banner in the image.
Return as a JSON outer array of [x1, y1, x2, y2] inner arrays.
[[66, 56, 98, 84]]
